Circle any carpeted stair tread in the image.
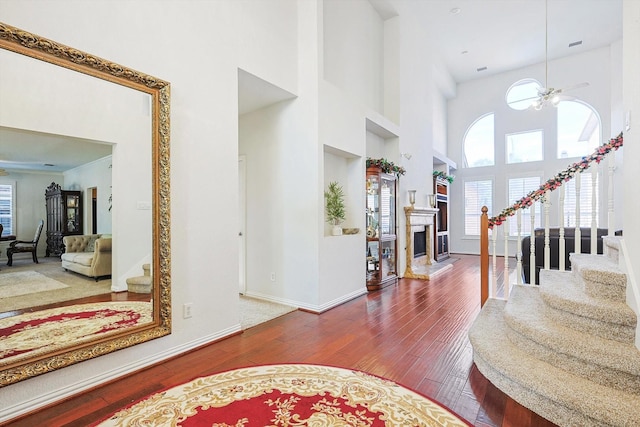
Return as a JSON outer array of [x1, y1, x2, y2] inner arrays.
[[570, 253, 626, 286], [469, 298, 640, 426], [539, 269, 636, 328], [504, 285, 640, 381]]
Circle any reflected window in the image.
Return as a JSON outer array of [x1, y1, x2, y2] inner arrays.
[[464, 113, 494, 167], [506, 130, 543, 164], [506, 79, 542, 110], [0, 183, 14, 235], [557, 101, 601, 158]]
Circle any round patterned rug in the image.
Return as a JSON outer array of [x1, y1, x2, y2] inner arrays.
[[95, 364, 471, 426]]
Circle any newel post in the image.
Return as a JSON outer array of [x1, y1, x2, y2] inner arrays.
[[480, 206, 489, 307]]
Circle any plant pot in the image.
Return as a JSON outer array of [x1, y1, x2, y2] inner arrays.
[[331, 225, 343, 236]]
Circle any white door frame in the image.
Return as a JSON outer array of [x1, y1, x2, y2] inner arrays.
[[238, 155, 247, 294]]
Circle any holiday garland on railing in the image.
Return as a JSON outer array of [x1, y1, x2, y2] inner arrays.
[[488, 132, 623, 228]]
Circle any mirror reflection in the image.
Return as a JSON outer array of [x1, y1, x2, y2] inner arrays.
[[0, 22, 170, 386]]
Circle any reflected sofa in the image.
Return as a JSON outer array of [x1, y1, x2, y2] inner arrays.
[[521, 227, 621, 284], [61, 234, 112, 281]]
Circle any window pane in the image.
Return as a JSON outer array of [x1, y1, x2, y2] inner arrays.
[[506, 130, 543, 164], [464, 114, 494, 167], [465, 180, 492, 235], [563, 173, 598, 228], [557, 101, 600, 158], [508, 176, 541, 235], [0, 183, 13, 235], [506, 79, 542, 111]]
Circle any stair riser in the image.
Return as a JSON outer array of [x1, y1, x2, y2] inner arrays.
[[543, 304, 636, 344], [505, 326, 640, 395], [472, 352, 608, 427], [583, 278, 626, 302]]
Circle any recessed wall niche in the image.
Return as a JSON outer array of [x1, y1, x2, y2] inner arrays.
[[323, 147, 360, 237]]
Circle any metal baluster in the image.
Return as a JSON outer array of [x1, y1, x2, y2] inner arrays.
[[575, 173, 581, 255], [559, 185, 566, 271]]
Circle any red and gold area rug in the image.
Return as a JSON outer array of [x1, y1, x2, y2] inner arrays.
[[96, 364, 471, 426], [0, 301, 152, 365]]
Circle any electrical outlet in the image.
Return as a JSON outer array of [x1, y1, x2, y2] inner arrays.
[[270, 272, 276, 282], [183, 303, 193, 319]]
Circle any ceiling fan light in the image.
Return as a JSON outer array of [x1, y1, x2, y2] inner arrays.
[[551, 95, 561, 105]]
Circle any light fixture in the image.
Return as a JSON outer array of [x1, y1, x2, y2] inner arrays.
[[428, 194, 436, 208], [408, 190, 416, 206]]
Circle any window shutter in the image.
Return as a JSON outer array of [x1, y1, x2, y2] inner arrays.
[[465, 180, 492, 235]]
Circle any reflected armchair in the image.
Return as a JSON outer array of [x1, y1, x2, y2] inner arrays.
[[7, 219, 45, 266]]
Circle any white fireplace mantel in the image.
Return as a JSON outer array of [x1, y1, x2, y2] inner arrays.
[[404, 205, 438, 280]]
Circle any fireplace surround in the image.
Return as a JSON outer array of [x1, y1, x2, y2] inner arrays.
[[404, 205, 438, 279]]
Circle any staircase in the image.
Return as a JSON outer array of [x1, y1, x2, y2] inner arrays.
[[469, 236, 640, 426]]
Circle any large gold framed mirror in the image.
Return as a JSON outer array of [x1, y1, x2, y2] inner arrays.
[[0, 22, 170, 386]]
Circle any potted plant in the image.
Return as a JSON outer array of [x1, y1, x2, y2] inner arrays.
[[324, 181, 346, 236]]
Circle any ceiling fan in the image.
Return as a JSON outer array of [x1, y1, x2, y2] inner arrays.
[[512, 0, 589, 110]]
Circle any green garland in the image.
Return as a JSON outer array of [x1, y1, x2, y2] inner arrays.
[[433, 170, 455, 183], [366, 157, 406, 177], [488, 133, 623, 228]]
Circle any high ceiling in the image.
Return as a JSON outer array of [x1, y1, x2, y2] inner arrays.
[[3, 0, 623, 173], [390, 0, 622, 84]]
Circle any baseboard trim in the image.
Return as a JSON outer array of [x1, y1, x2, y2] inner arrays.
[[0, 325, 242, 423], [243, 288, 367, 314]]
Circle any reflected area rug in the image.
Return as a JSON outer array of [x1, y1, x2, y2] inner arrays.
[[95, 364, 471, 426], [0, 271, 68, 298], [0, 259, 112, 313], [0, 301, 152, 366]]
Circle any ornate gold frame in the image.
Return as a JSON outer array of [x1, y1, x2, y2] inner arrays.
[[0, 22, 171, 386]]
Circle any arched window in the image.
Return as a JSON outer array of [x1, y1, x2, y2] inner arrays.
[[557, 100, 601, 158], [463, 113, 494, 167], [506, 79, 542, 110]]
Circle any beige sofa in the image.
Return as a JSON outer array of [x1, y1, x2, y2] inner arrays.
[[61, 234, 112, 281]]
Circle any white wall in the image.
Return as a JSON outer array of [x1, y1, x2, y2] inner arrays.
[[622, 0, 640, 347], [323, 0, 384, 113], [0, 0, 456, 419], [63, 156, 113, 235], [0, 41, 150, 292], [447, 46, 619, 255], [0, 0, 303, 419]]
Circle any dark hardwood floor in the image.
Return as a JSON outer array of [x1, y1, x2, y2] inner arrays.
[[4, 254, 557, 427]]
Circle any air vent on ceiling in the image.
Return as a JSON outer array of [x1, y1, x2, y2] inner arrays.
[[568, 40, 583, 48], [477, 66, 487, 72]]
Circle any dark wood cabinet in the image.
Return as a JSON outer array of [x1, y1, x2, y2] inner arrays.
[[433, 176, 449, 261], [366, 166, 398, 291], [45, 182, 82, 257]]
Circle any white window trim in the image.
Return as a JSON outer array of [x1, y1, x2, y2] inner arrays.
[[463, 176, 494, 238]]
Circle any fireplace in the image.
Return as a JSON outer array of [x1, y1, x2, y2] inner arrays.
[[414, 230, 427, 258], [403, 205, 438, 280]]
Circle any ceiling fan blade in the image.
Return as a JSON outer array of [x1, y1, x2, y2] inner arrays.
[[508, 95, 540, 104], [556, 82, 589, 94]]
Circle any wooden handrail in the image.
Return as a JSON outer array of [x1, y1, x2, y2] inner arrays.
[[480, 206, 489, 307]]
